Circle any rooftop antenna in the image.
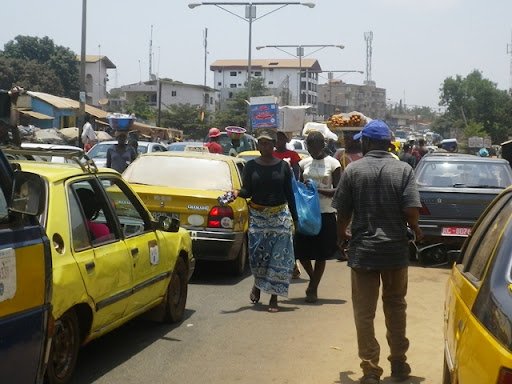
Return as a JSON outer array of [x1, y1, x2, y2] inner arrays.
[[507, 30, 512, 94], [149, 25, 154, 80], [364, 31, 374, 85]]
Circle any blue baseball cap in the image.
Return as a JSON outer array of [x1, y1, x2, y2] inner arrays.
[[353, 120, 392, 141]]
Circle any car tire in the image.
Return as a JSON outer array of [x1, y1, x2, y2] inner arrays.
[[230, 236, 247, 276], [46, 310, 80, 384], [164, 257, 188, 323], [442, 355, 451, 384]]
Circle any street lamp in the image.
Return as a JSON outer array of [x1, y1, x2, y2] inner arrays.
[[256, 44, 344, 105], [78, 0, 87, 148], [188, 2, 315, 123]]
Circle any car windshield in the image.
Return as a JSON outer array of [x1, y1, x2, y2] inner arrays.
[[416, 160, 512, 188], [123, 156, 233, 190]]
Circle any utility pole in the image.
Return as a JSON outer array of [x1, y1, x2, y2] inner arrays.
[[507, 30, 512, 94], [149, 25, 153, 80], [203, 27, 208, 114], [364, 31, 373, 85], [78, 0, 87, 148]]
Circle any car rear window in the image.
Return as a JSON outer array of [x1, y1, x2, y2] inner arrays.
[[416, 160, 512, 188], [123, 156, 233, 190]]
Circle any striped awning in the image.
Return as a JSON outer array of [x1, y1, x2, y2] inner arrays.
[[19, 110, 54, 120]]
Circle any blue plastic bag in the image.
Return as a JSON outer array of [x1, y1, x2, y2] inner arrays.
[[291, 177, 321, 236]]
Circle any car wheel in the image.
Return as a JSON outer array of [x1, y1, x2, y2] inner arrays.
[[442, 355, 451, 384], [230, 236, 247, 276], [46, 310, 80, 384], [165, 257, 188, 323]]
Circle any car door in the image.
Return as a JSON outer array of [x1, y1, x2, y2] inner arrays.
[[68, 178, 132, 329], [446, 191, 512, 383], [98, 176, 167, 315]]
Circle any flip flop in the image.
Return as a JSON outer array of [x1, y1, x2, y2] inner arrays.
[[268, 296, 279, 312]]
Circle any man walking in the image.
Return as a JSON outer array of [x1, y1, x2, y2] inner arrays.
[[332, 120, 423, 384], [399, 143, 417, 168]]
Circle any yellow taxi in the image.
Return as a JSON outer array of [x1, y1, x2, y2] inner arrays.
[[8, 149, 194, 384], [444, 186, 512, 383], [123, 151, 249, 275]]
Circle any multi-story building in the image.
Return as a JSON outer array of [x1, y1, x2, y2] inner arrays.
[[76, 55, 116, 107], [317, 80, 386, 120], [210, 59, 322, 109], [117, 79, 218, 114]]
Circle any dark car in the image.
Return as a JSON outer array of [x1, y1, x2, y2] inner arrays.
[[414, 153, 512, 257]]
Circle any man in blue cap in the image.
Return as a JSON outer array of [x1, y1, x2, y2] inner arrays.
[[332, 120, 423, 384]]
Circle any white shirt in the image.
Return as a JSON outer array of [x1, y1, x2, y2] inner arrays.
[[81, 122, 97, 144], [299, 155, 341, 213]]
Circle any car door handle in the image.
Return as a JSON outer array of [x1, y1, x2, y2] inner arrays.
[[131, 247, 139, 256], [85, 261, 95, 272]]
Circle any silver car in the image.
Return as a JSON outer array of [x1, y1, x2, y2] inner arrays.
[[414, 153, 512, 259], [87, 140, 167, 168]]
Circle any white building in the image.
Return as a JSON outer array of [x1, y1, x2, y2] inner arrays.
[[118, 79, 218, 114], [210, 59, 322, 109], [76, 55, 116, 107]]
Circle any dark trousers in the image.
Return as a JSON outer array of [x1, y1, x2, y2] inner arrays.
[[351, 267, 409, 377]]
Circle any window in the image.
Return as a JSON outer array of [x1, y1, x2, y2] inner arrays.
[[218, 82, 222, 86], [171, 91, 177, 97], [228, 92, 233, 98], [254, 71, 262, 77], [99, 177, 150, 238], [230, 71, 237, 76], [461, 193, 512, 282], [218, 70, 222, 73], [269, 68, 274, 72], [268, 81, 274, 85], [230, 84, 237, 88]]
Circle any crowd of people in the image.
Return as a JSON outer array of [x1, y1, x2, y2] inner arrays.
[[223, 119, 423, 384]]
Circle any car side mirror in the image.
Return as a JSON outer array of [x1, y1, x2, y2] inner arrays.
[[10, 171, 45, 216], [157, 215, 180, 233]]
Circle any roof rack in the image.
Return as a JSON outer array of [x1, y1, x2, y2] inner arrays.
[[1, 146, 98, 174]]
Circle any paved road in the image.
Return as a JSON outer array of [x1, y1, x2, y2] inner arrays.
[[71, 260, 450, 384]]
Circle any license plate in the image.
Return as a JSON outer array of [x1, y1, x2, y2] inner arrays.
[[441, 227, 471, 237]]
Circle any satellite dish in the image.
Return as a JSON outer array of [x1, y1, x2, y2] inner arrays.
[[98, 98, 109, 105]]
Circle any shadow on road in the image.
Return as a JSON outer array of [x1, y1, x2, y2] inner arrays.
[[70, 309, 196, 384], [189, 260, 252, 285], [337, 371, 426, 383]]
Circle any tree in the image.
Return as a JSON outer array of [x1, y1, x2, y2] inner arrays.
[[439, 70, 512, 143], [159, 104, 206, 139], [124, 96, 155, 122], [1, 35, 79, 98]]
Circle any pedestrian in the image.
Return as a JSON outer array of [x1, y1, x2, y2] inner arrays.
[[337, 132, 363, 171], [295, 131, 341, 302], [413, 138, 428, 161], [399, 143, 417, 168], [231, 129, 297, 313], [332, 120, 423, 384], [106, 131, 137, 173], [273, 130, 302, 279], [205, 127, 223, 154], [81, 115, 97, 151]]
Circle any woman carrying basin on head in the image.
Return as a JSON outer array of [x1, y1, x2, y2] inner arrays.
[[230, 129, 297, 313]]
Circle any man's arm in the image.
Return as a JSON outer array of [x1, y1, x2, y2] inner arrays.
[[403, 207, 423, 241]]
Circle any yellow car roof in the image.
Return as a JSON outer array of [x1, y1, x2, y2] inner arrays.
[[141, 151, 246, 164], [13, 161, 118, 182], [237, 150, 260, 157]]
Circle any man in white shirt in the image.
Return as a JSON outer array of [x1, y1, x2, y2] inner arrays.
[[81, 116, 97, 150]]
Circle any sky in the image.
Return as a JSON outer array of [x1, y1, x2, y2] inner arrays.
[[2, 0, 512, 110]]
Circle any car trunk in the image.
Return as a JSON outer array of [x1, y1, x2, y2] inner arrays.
[[419, 188, 500, 221], [133, 184, 224, 228]]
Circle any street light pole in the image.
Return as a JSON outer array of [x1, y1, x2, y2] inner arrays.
[[78, 0, 87, 148], [189, 2, 315, 128], [256, 44, 344, 106]]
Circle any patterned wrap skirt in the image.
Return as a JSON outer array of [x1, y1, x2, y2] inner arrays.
[[248, 203, 295, 297]]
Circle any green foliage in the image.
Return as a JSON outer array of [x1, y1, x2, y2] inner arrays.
[[124, 96, 155, 122], [463, 121, 486, 138], [439, 70, 512, 143], [1, 35, 79, 98], [212, 78, 269, 129], [159, 104, 206, 139]]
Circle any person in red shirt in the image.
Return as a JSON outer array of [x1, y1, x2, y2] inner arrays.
[[273, 131, 301, 179], [205, 127, 223, 154]]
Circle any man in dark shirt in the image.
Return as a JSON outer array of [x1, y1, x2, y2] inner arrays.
[[106, 131, 137, 173], [332, 120, 423, 384], [399, 143, 417, 168]]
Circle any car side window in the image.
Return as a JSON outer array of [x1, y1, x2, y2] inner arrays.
[[69, 180, 117, 250], [99, 177, 151, 238], [461, 193, 512, 283], [0, 185, 8, 224]]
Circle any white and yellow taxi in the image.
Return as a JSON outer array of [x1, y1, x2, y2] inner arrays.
[[444, 186, 512, 383], [8, 149, 194, 384]]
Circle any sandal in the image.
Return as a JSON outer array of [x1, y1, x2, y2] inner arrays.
[[250, 286, 260, 304], [268, 295, 279, 312]]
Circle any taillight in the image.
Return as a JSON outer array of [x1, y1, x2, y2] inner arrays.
[[419, 202, 431, 215], [207, 206, 234, 228], [498, 368, 512, 384]]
